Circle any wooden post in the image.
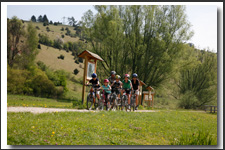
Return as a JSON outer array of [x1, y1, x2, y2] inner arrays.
[[82, 56, 88, 104]]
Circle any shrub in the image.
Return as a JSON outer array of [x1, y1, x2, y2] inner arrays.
[[75, 60, 79, 64], [43, 22, 47, 26], [58, 55, 64, 60], [36, 61, 48, 71], [31, 74, 56, 98], [78, 57, 83, 63], [73, 69, 79, 75], [178, 91, 199, 109], [37, 44, 41, 49], [53, 22, 58, 26], [35, 26, 40, 30], [61, 27, 64, 31], [7, 67, 31, 94], [46, 27, 50, 32], [61, 34, 64, 38]]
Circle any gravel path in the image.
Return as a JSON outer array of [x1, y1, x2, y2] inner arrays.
[[7, 107, 158, 114]]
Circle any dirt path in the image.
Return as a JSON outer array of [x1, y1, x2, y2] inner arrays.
[[7, 106, 158, 114]]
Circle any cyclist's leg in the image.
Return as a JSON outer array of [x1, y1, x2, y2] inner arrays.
[[135, 90, 139, 105], [96, 91, 100, 100], [127, 89, 131, 105]]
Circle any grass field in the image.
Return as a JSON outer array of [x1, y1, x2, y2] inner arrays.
[[7, 110, 217, 145]]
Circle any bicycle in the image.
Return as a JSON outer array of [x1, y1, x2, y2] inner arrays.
[[110, 87, 122, 111], [120, 88, 131, 111], [86, 84, 100, 110], [128, 90, 137, 111], [98, 88, 111, 111]]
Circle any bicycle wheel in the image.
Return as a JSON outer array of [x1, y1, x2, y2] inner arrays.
[[87, 95, 93, 110]]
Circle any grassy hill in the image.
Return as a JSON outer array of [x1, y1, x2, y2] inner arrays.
[[35, 44, 84, 78], [22, 21, 87, 101]]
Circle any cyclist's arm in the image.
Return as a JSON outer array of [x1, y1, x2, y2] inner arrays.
[[130, 82, 133, 91], [96, 80, 100, 86], [110, 81, 115, 87]]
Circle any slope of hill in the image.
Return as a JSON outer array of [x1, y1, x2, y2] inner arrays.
[[35, 44, 84, 78]]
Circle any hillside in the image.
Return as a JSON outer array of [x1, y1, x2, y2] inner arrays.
[[35, 44, 84, 78], [22, 21, 85, 79]]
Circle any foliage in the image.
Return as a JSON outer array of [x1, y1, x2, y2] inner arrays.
[[53, 36, 64, 49], [31, 15, 36, 22], [38, 33, 53, 46], [82, 5, 193, 87], [7, 16, 25, 67], [68, 16, 77, 26], [58, 55, 64, 60], [176, 50, 217, 109], [73, 69, 79, 75], [37, 15, 43, 22]]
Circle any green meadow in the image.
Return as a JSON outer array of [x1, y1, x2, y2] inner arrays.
[[7, 110, 217, 145]]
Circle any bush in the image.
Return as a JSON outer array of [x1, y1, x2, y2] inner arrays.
[[58, 55, 64, 60], [61, 27, 64, 31], [37, 44, 41, 49], [43, 22, 47, 26], [73, 69, 79, 75], [46, 27, 50, 32], [78, 57, 83, 63], [53, 22, 58, 26], [31, 74, 56, 98], [178, 91, 199, 109], [36, 26, 40, 30], [61, 34, 65, 38], [7, 67, 31, 94], [75, 60, 79, 64], [37, 61, 48, 71]]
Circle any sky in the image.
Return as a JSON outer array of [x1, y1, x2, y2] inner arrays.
[[7, 4, 218, 52]]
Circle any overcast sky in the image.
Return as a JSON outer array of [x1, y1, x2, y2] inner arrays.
[[7, 4, 218, 52]]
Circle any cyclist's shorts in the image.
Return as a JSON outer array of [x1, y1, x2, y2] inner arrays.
[[123, 88, 131, 94], [112, 88, 120, 95]]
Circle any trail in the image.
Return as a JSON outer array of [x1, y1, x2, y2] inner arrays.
[[7, 106, 158, 114]]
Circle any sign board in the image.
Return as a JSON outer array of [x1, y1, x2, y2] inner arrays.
[[78, 50, 104, 104]]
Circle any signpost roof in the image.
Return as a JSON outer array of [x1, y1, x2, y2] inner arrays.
[[78, 50, 104, 61]]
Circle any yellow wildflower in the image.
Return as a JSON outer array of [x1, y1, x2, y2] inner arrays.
[[52, 132, 55, 134]]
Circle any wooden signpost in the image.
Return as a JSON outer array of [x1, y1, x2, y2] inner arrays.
[[78, 50, 104, 104]]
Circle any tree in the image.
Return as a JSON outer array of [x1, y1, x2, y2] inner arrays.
[[37, 15, 43, 22], [16, 22, 39, 69], [31, 15, 36, 22], [68, 16, 77, 26], [81, 5, 193, 87], [7, 16, 25, 67], [43, 14, 49, 24]]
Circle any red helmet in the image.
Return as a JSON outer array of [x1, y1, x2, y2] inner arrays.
[[124, 74, 130, 78], [104, 79, 109, 83]]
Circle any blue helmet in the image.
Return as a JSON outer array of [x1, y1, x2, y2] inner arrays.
[[132, 73, 138, 78], [91, 73, 97, 78]]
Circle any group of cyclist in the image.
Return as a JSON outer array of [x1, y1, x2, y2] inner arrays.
[[85, 71, 140, 110]]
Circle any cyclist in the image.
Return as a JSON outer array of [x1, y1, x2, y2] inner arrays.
[[111, 75, 122, 100], [121, 74, 133, 110], [98, 79, 112, 110], [108, 71, 116, 84], [131, 73, 140, 110], [85, 73, 100, 102]]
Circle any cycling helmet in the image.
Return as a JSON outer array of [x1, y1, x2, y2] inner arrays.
[[104, 79, 109, 83], [115, 75, 121, 79], [124, 74, 130, 78], [91, 73, 97, 78], [132, 73, 138, 78], [110, 71, 116, 75]]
